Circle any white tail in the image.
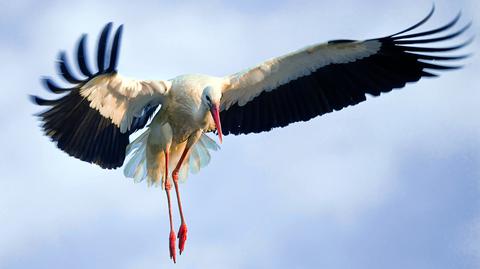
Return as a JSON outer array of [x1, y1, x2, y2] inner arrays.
[[123, 129, 219, 187]]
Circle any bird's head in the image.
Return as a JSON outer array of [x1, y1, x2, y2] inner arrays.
[[202, 86, 223, 143]]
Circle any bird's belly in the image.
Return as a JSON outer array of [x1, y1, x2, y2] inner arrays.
[[168, 110, 208, 144]]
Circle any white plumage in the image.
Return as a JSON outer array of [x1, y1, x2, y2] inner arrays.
[[80, 73, 170, 133]]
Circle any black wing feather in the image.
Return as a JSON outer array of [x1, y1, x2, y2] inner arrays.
[[76, 34, 94, 77], [42, 77, 73, 94], [58, 52, 83, 84], [389, 5, 435, 37], [106, 25, 123, 73], [97, 22, 112, 73]]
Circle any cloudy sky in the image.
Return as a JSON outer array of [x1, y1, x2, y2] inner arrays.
[[1, 0, 479, 268]]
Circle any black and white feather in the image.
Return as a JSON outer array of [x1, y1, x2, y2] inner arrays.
[[220, 8, 472, 135], [32, 23, 170, 169]]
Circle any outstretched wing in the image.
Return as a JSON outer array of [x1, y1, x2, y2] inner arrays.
[[220, 8, 472, 135], [31, 23, 170, 169]]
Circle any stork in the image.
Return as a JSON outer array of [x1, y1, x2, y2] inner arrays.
[[31, 7, 472, 263]]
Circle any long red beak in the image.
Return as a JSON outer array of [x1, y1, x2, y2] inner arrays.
[[210, 104, 223, 144]]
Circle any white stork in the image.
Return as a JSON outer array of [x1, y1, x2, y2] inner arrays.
[[32, 7, 471, 263]]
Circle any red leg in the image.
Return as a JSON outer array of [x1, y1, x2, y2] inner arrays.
[[164, 150, 176, 263], [172, 144, 192, 255]]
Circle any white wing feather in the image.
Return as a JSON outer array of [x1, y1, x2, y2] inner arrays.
[[80, 73, 171, 133], [221, 40, 381, 109]]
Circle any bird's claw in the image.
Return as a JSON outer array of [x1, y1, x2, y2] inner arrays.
[[169, 230, 177, 263], [178, 223, 188, 255]]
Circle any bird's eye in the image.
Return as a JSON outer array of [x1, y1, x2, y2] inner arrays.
[[206, 95, 211, 103]]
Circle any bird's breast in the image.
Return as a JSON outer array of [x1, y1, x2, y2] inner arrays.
[[164, 98, 210, 144], [162, 74, 223, 142]]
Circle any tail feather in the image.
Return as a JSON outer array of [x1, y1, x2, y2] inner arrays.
[[181, 134, 220, 182], [124, 130, 149, 183], [199, 134, 221, 151], [189, 145, 202, 174]]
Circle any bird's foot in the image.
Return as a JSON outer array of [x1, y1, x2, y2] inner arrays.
[[169, 230, 177, 263], [178, 223, 188, 255]]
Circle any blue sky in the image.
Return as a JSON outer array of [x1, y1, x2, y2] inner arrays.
[[0, 0, 479, 268]]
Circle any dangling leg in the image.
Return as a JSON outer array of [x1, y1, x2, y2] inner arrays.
[[172, 136, 199, 255], [164, 149, 176, 263]]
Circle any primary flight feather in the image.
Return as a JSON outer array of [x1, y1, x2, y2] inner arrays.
[[31, 7, 472, 263]]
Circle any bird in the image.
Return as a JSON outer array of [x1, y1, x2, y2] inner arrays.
[[31, 7, 472, 263]]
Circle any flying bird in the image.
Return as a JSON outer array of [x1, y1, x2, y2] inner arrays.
[[31, 7, 472, 263]]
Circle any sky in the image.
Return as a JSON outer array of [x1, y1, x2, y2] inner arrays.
[[0, 0, 479, 268]]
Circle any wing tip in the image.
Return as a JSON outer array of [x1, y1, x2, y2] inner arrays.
[[389, 4, 436, 37], [29, 94, 50, 106], [29, 94, 40, 104], [106, 24, 124, 73]]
